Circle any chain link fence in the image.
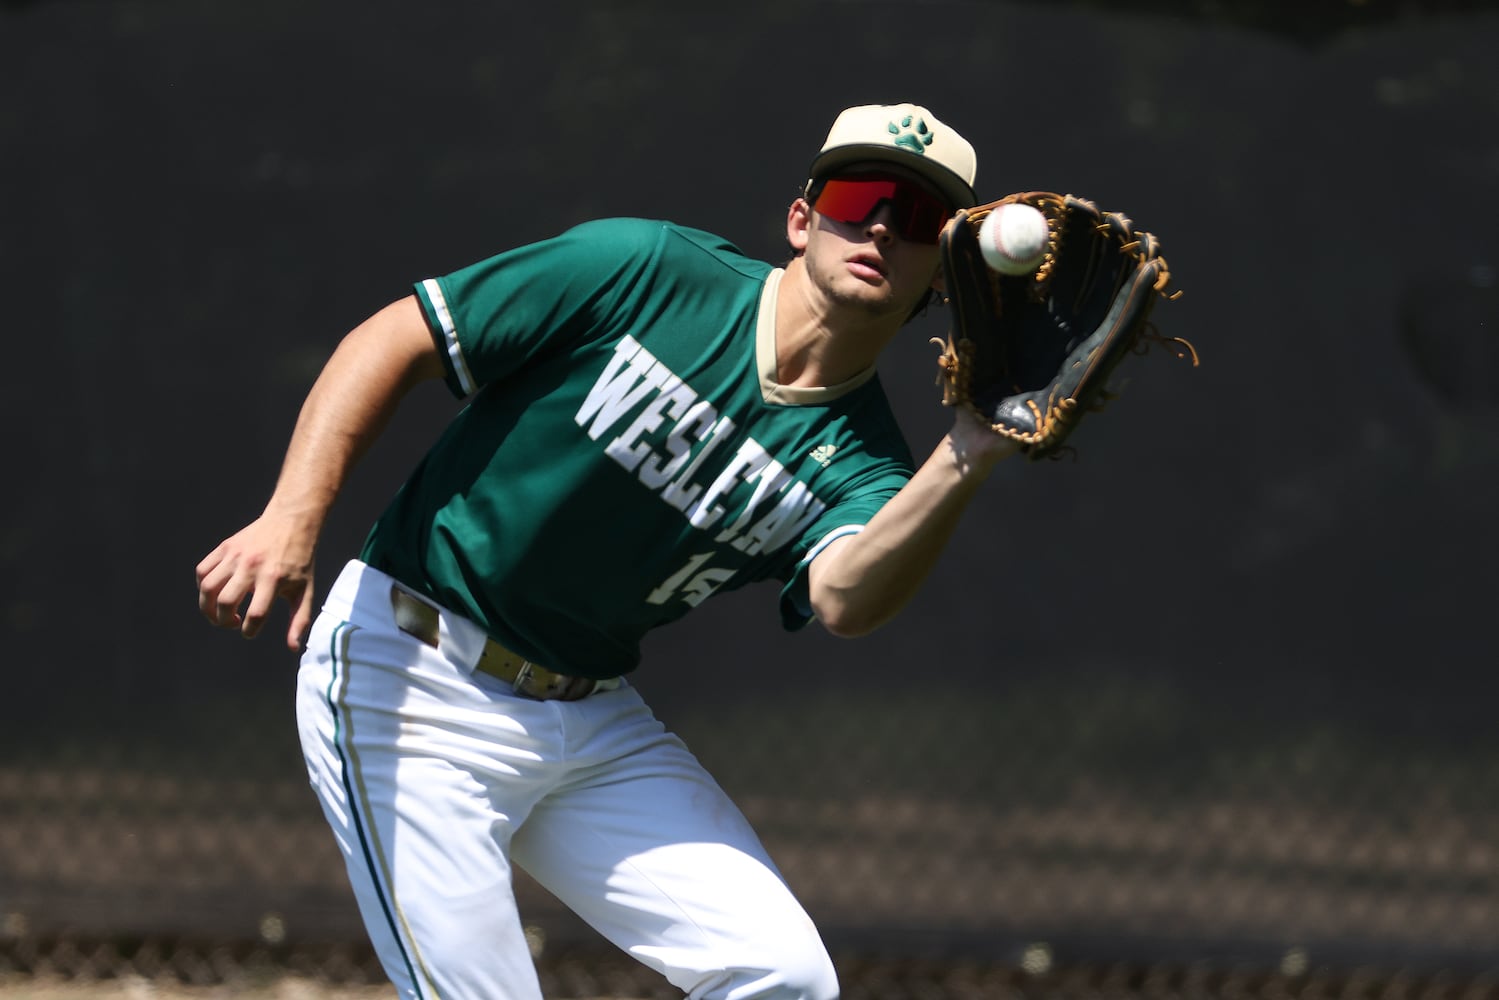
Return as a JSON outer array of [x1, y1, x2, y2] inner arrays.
[[3, 663, 1499, 996]]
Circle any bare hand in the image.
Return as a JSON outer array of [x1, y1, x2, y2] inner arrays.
[[195, 517, 317, 651]]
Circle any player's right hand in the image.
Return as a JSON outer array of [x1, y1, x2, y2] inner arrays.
[[195, 518, 317, 652]]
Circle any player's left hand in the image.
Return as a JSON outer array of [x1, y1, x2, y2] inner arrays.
[[933, 192, 1193, 461]]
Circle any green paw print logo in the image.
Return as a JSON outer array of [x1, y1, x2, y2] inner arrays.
[[888, 115, 935, 156]]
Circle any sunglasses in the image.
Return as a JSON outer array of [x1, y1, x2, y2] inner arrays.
[[810, 172, 953, 244]]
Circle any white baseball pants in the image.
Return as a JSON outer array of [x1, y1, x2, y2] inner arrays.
[[295, 561, 839, 1000]]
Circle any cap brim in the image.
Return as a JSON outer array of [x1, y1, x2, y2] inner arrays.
[[808, 145, 976, 209]]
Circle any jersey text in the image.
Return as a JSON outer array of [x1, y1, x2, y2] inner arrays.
[[575, 335, 827, 559]]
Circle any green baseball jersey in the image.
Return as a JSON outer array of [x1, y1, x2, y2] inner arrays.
[[362, 218, 915, 678]]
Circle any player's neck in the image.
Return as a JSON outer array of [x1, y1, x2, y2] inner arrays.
[[774, 260, 902, 388]]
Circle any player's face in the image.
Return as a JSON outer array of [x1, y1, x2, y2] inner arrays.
[[792, 167, 949, 319]]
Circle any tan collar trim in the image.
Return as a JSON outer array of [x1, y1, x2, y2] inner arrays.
[[756, 268, 878, 405]]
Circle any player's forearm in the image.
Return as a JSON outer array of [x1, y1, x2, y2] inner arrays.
[[808, 425, 1014, 637], [261, 297, 442, 535]]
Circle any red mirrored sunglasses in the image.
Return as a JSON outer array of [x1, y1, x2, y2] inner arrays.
[[810, 172, 953, 244]]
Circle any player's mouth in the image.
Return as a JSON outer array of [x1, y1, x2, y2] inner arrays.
[[846, 253, 887, 281]]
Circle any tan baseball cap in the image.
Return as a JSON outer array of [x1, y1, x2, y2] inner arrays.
[[806, 103, 978, 209]]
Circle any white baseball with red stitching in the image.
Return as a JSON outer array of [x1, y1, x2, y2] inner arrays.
[[978, 203, 1049, 275]]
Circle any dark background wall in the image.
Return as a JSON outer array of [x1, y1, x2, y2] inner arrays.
[[2, 0, 1497, 985]]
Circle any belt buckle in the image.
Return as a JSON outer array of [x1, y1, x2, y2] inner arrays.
[[513, 661, 593, 702], [512, 661, 564, 700], [512, 661, 540, 698]]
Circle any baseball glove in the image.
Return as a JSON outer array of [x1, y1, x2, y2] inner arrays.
[[934, 192, 1196, 460]]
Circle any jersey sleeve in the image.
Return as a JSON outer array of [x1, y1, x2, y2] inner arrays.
[[774, 463, 911, 631], [413, 219, 674, 398]]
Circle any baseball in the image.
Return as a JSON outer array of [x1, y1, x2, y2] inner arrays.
[[978, 203, 1050, 275]]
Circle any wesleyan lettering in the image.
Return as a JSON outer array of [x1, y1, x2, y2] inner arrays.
[[574, 337, 828, 557]]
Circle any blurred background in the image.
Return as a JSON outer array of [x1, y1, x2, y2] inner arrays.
[[2, 0, 1497, 996]]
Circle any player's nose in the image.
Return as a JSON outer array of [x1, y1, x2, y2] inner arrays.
[[864, 205, 897, 243]]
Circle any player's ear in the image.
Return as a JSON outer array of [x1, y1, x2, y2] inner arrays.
[[786, 198, 811, 254], [929, 267, 946, 295]]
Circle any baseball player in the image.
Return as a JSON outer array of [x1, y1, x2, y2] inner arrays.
[[196, 103, 1016, 999]]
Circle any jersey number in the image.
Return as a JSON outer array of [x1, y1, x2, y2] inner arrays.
[[646, 553, 733, 608]]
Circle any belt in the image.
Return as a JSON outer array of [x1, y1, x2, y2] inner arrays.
[[388, 585, 611, 702]]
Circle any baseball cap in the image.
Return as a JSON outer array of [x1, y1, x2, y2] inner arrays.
[[806, 103, 978, 210]]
